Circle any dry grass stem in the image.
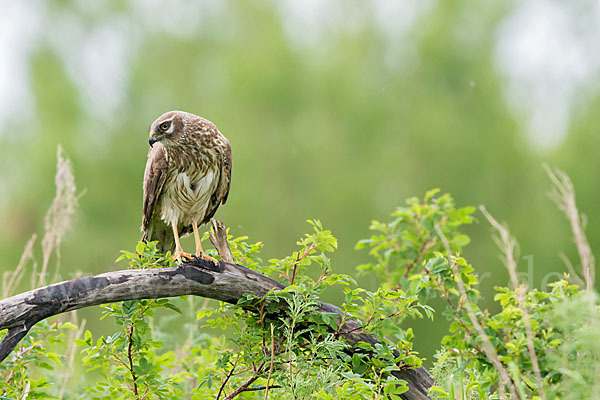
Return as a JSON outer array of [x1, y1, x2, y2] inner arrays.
[[559, 252, 585, 287], [435, 225, 519, 400], [29, 261, 38, 292], [480, 205, 546, 400], [38, 146, 78, 287], [2, 234, 37, 298], [544, 164, 595, 290]]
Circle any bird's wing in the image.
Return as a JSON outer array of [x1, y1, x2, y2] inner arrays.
[[142, 143, 168, 233], [219, 143, 232, 205], [203, 142, 232, 224]]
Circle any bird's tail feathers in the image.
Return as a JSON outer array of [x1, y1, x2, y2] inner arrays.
[[142, 226, 176, 256]]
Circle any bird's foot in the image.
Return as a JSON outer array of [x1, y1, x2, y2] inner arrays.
[[192, 252, 221, 272], [175, 249, 195, 264]]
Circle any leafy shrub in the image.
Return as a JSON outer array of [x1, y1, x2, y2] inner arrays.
[[1, 174, 598, 400]]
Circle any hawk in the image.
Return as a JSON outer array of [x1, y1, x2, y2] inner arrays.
[[141, 110, 232, 265]]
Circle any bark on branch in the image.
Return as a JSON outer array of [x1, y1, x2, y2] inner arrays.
[[0, 221, 433, 399]]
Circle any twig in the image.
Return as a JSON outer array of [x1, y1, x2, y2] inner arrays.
[[245, 385, 281, 392], [422, 265, 471, 334], [335, 309, 405, 336], [109, 351, 131, 371], [223, 375, 259, 400], [404, 240, 430, 278], [136, 299, 156, 317], [125, 300, 158, 398], [216, 355, 240, 400], [290, 243, 316, 285], [264, 323, 275, 400], [127, 324, 139, 397]]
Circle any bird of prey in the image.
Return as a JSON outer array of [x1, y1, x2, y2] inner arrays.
[[141, 110, 232, 265]]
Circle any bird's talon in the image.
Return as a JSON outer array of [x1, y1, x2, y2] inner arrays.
[[193, 252, 220, 270], [175, 250, 194, 264]]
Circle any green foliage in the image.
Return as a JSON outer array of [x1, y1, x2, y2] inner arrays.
[[354, 192, 598, 400], [1, 219, 425, 399], [2, 190, 599, 400], [426, 279, 585, 399], [195, 220, 418, 399], [0, 320, 74, 399], [356, 188, 475, 289]]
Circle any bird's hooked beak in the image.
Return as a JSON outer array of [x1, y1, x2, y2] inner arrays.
[[149, 131, 157, 147]]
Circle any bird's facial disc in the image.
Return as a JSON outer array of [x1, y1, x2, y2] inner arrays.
[[149, 118, 176, 147]]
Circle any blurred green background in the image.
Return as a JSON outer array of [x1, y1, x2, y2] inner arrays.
[[1, 0, 598, 365]]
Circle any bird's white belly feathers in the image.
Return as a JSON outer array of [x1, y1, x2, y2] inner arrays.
[[160, 170, 216, 225]]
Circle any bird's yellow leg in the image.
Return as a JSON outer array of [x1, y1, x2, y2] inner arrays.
[[192, 221, 204, 257], [172, 221, 192, 263], [192, 221, 219, 266]]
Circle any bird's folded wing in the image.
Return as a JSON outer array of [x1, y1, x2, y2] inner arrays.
[[142, 143, 169, 232], [218, 143, 232, 206], [202, 142, 232, 225]]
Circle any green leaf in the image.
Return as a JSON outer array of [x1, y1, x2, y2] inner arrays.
[[452, 234, 471, 247], [424, 188, 441, 201], [163, 302, 182, 314], [133, 357, 153, 376], [136, 241, 146, 255]]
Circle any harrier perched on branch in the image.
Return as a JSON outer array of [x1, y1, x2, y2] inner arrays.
[[141, 111, 232, 265]]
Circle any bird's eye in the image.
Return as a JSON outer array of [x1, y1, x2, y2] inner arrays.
[[159, 122, 170, 131]]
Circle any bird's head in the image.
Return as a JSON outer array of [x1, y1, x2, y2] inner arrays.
[[148, 111, 186, 147]]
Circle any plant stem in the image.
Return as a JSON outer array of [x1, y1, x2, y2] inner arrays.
[[127, 324, 139, 398]]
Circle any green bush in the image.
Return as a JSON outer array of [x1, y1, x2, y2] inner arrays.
[[1, 180, 598, 400]]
